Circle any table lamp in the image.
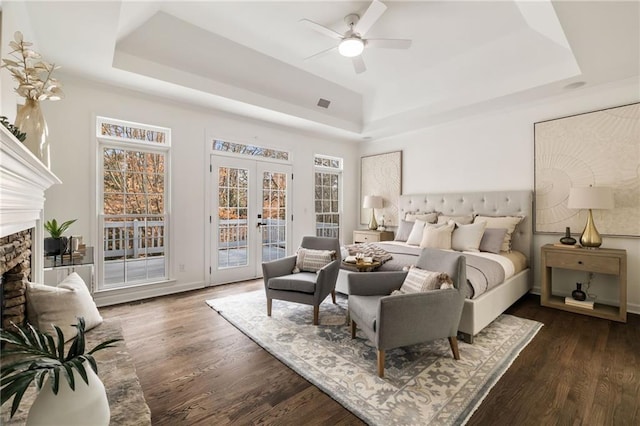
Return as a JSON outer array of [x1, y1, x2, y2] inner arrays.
[[567, 186, 614, 248], [363, 195, 383, 230]]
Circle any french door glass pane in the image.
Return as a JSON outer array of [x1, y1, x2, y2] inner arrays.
[[218, 166, 249, 268], [261, 171, 287, 262]]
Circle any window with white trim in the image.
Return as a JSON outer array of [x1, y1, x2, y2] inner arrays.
[[97, 117, 170, 289], [314, 155, 342, 239]]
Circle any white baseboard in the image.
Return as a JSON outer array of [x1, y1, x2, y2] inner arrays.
[[94, 280, 205, 307], [530, 286, 639, 316]]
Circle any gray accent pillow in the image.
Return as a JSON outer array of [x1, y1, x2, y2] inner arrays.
[[394, 220, 413, 241], [479, 228, 508, 254]]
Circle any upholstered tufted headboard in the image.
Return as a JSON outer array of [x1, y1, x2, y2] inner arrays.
[[398, 190, 533, 260]]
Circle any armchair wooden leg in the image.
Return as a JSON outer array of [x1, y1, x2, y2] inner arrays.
[[331, 290, 336, 304], [350, 320, 357, 339], [267, 298, 272, 317], [377, 350, 385, 378], [448, 336, 460, 360], [313, 305, 319, 325]]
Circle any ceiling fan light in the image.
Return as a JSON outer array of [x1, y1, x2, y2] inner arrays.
[[338, 38, 364, 57]]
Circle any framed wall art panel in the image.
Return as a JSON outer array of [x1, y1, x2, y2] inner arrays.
[[534, 102, 640, 237], [360, 151, 402, 227]]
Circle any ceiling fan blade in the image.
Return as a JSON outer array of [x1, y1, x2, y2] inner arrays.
[[304, 45, 338, 60], [352, 56, 366, 74], [299, 19, 343, 40], [366, 39, 412, 49], [354, 0, 387, 36]]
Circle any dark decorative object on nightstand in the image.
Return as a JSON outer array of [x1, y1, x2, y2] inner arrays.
[[560, 227, 577, 245], [572, 282, 587, 301]]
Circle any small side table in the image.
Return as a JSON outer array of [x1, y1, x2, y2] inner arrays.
[[540, 244, 627, 322], [44, 247, 95, 292]]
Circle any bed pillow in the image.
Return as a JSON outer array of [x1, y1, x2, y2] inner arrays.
[[404, 212, 438, 223], [406, 219, 428, 245], [293, 248, 336, 273], [451, 221, 487, 252], [437, 214, 474, 225], [479, 228, 509, 254], [394, 220, 414, 242], [419, 221, 455, 249], [474, 215, 523, 252], [393, 266, 454, 294], [26, 272, 102, 342]]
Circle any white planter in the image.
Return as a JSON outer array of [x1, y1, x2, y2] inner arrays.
[[26, 362, 110, 426]]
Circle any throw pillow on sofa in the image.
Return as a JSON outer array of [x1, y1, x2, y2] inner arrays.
[[393, 266, 454, 295], [26, 272, 102, 342], [292, 248, 336, 273]]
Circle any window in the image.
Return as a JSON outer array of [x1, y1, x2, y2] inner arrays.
[[314, 155, 342, 239], [97, 117, 170, 289], [212, 139, 289, 161]]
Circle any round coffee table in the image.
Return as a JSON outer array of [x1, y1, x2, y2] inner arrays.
[[342, 260, 381, 272]]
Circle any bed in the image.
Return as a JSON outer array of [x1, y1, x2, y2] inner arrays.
[[337, 190, 533, 343]]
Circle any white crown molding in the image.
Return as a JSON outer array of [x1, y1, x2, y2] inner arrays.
[[0, 125, 61, 239]]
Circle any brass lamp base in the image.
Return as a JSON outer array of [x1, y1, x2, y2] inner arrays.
[[580, 209, 602, 248], [368, 209, 378, 230]]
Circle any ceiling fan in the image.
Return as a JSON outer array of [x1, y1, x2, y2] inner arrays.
[[300, 0, 412, 74]]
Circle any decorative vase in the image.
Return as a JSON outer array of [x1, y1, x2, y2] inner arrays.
[[14, 99, 50, 168], [26, 361, 110, 426], [572, 283, 587, 301], [44, 237, 68, 256], [560, 227, 577, 245]]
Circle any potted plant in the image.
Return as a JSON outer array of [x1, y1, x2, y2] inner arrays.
[[1, 317, 121, 424], [43, 218, 76, 256]]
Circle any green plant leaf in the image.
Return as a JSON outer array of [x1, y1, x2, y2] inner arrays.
[[51, 367, 60, 395], [88, 338, 122, 355], [34, 369, 48, 390], [45, 333, 57, 356], [57, 219, 77, 235], [62, 363, 75, 391], [54, 325, 65, 360], [1, 373, 36, 417], [74, 359, 89, 385]]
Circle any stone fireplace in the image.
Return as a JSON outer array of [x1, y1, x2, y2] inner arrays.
[[0, 125, 61, 330], [0, 230, 32, 328]]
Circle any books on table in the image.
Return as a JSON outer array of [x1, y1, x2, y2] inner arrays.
[[564, 297, 595, 309]]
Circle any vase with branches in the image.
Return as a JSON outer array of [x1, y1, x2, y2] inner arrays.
[[1, 31, 64, 167]]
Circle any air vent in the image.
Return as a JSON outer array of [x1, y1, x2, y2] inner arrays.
[[317, 98, 331, 109]]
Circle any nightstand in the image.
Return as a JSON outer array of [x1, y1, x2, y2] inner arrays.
[[540, 244, 627, 322], [353, 230, 394, 244]]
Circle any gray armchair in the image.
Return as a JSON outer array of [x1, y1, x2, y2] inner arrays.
[[348, 248, 466, 377], [262, 236, 341, 325]]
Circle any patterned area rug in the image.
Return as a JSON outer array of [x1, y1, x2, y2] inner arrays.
[[206, 291, 542, 426]]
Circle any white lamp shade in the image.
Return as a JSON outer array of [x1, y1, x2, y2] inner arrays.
[[567, 186, 614, 210], [363, 195, 383, 209], [338, 38, 364, 57]]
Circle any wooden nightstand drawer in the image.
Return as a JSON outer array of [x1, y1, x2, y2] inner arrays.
[[353, 230, 394, 244], [544, 251, 620, 275], [353, 231, 377, 243]]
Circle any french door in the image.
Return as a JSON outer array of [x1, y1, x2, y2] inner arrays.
[[210, 156, 292, 284]]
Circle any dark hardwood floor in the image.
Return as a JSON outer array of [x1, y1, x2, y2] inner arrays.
[[101, 282, 640, 425]]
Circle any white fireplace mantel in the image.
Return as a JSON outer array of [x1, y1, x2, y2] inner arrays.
[[0, 124, 61, 238]]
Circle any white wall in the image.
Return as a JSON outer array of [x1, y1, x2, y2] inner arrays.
[[359, 77, 640, 314], [38, 76, 359, 302]]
